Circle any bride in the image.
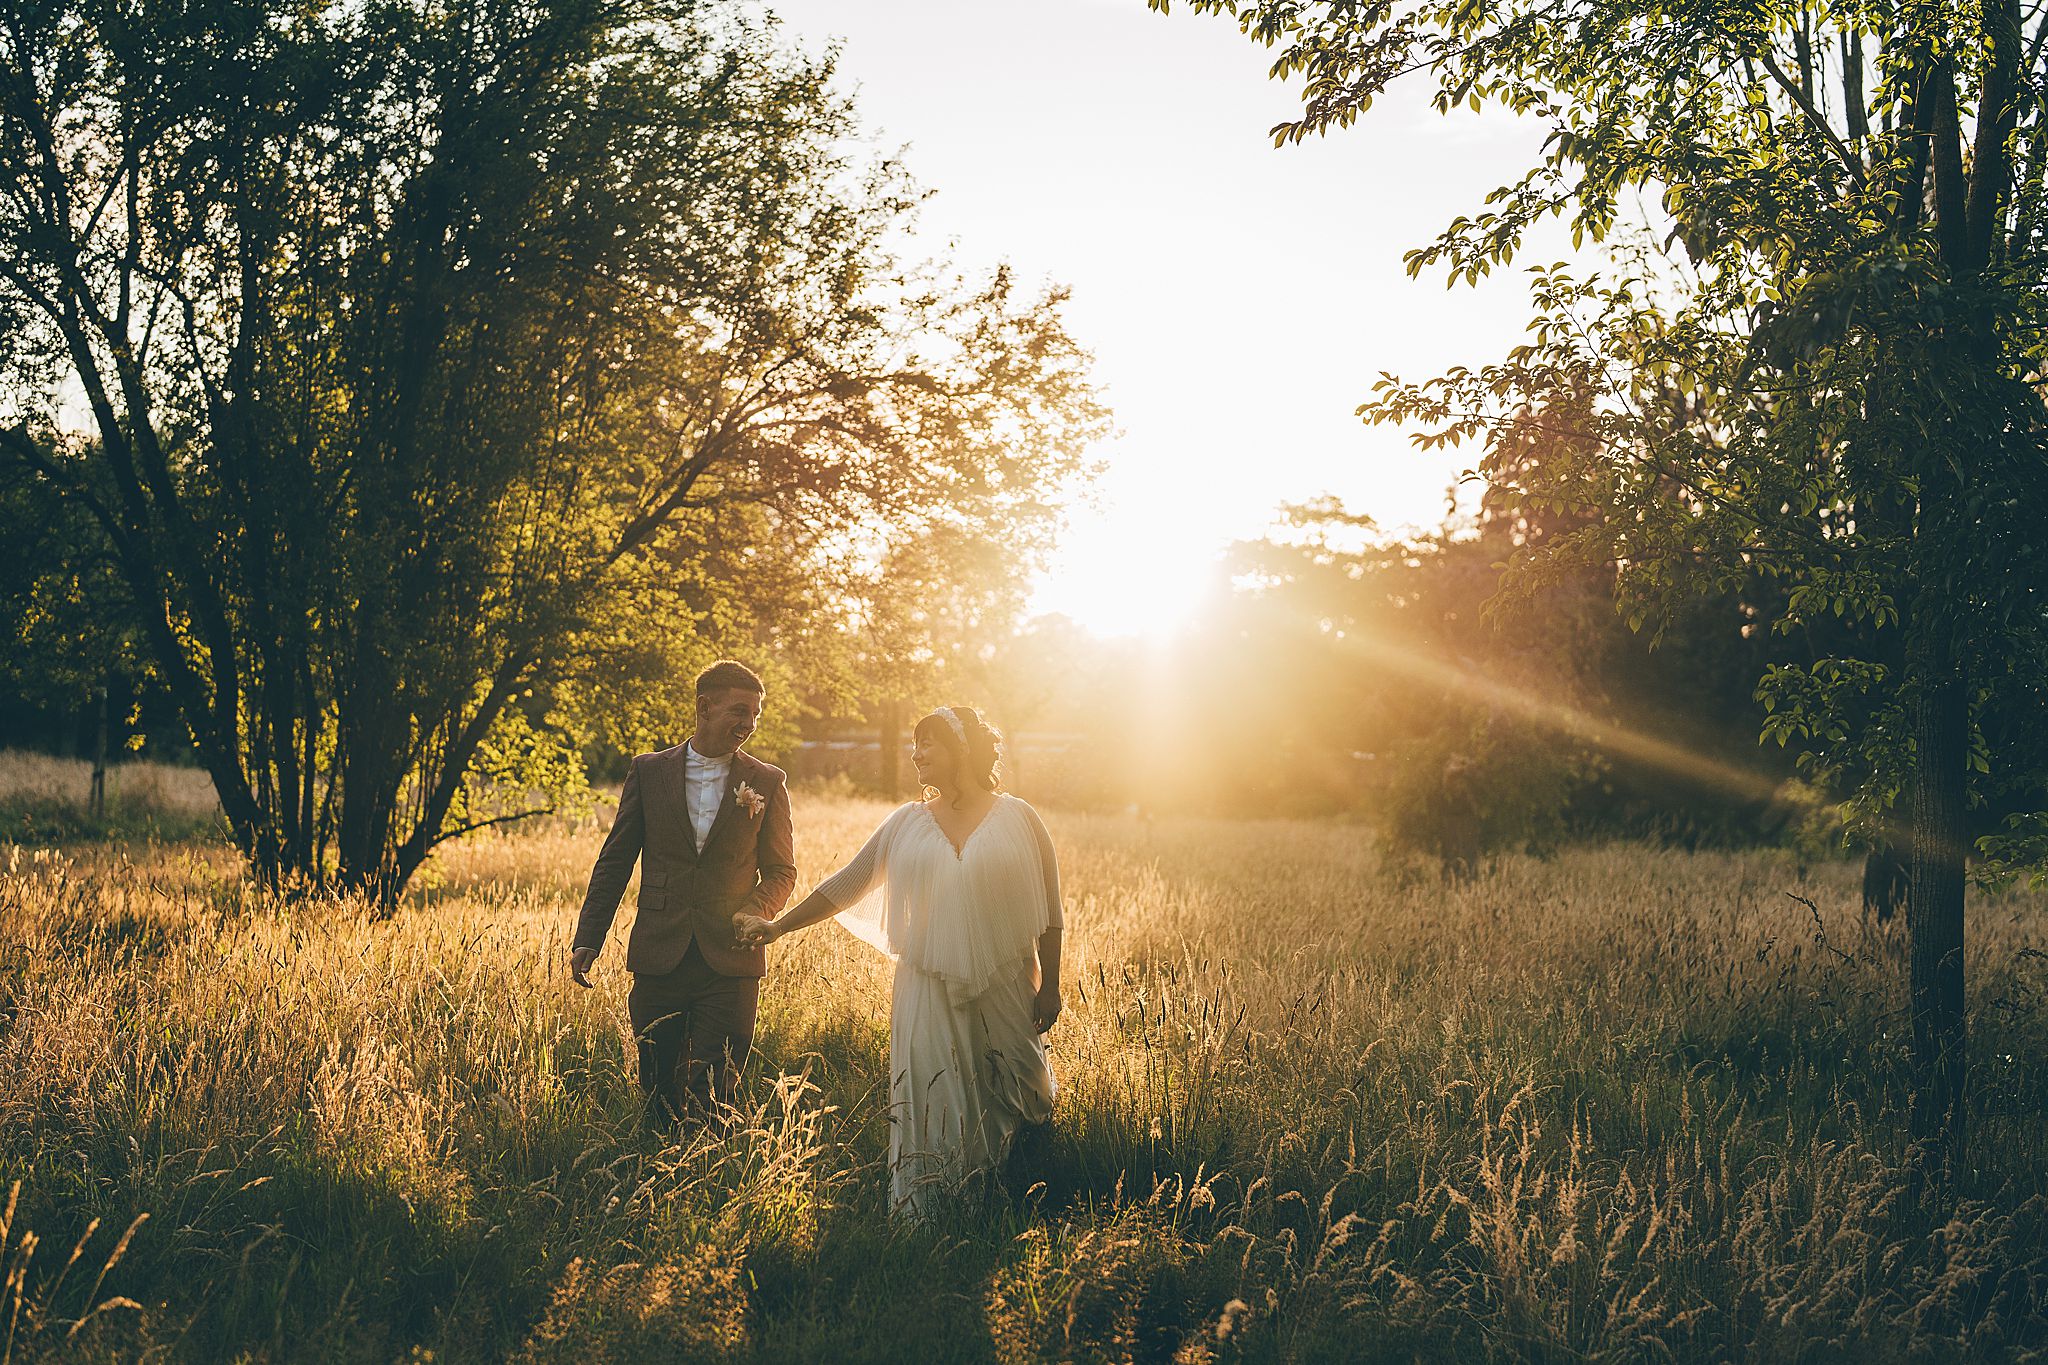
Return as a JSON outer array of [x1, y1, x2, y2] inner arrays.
[[734, 706, 1063, 1218]]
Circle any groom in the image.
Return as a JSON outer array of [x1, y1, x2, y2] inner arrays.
[[568, 660, 796, 1123]]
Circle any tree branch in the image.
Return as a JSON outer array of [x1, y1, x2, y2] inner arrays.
[[429, 805, 558, 848], [1755, 46, 1869, 188], [1966, 0, 2024, 268], [389, 651, 539, 883], [1842, 29, 1870, 144], [1927, 59, 1974, 265], [0, 423, 122, 542]]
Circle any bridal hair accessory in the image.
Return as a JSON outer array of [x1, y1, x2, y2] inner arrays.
[[933, 707, 969, 746], [735, 782, 767, 818]]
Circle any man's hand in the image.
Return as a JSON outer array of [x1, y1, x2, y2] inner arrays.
[[569, 946, 597, 988], [1032, 982, 1062, 1034], [733, 912, 777, 950]]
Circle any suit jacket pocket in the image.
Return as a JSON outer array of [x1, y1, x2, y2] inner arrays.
[[710, 830, 763, 873], [636, 888, 667, 911]]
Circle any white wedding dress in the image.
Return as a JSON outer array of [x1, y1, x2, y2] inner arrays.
[[810, 794, 1061, 1218]]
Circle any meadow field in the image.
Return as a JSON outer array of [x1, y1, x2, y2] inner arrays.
[[3, 758, 2047, 1362]]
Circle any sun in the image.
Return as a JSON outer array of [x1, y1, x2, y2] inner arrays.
[[1029, 511, 1220, 639]]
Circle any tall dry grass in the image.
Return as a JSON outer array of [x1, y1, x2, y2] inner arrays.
[[0, 774, 2044, 1361], [0, 752, 220, 844]]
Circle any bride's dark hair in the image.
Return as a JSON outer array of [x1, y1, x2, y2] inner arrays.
[[914, 706, 1003, 807]]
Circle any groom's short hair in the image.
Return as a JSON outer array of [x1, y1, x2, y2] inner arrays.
[[695, 660, 764, 698]]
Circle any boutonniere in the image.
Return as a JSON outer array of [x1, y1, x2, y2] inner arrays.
[[735, 782, 767, 818]]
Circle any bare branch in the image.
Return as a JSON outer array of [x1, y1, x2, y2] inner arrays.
[[429, 806, 557, 848]]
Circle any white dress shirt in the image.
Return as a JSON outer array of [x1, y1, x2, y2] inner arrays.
[[684, 740, 733, 851]]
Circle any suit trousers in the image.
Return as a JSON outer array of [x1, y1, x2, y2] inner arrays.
[[628, 939, 760, 1124]]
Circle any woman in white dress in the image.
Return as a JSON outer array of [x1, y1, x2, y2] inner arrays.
[[734, 706, 1063, 1219]]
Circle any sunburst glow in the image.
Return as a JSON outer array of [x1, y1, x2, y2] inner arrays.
[[1030, 501, 1221, 638]]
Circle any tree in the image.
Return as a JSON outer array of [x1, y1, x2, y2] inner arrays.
[[0, 443, 141, 814], [843, 519, 1053, 793], [1219, 485, 1784, 861], [1, 0, 1105, 900], [1159, 0, 2048, 1169]]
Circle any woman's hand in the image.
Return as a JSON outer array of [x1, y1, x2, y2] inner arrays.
[[732, 912, 778, 949], [1032, 982, 1062, 1034]]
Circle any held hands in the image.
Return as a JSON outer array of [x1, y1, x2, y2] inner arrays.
[[733, 912, 778, 950], [1032, 982, 1062, 1034]]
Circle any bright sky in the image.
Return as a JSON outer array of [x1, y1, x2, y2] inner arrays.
[[769, 0, 1568, 635]]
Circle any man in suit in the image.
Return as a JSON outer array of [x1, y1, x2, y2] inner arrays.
[[569, 660, 796, 1123]]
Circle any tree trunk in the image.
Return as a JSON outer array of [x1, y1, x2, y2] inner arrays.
[[1904, 608, 1970, 1177], [878, 699, 904, 798], [1861, 841, 1907, 922], [89, 681, 109, 820], [333, 729, 393, 898]]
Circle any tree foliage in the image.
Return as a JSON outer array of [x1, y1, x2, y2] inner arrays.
[[0, 441, 136, 720], [0, 0, 1106, 899], [1158, 0, 2048, 1166]]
